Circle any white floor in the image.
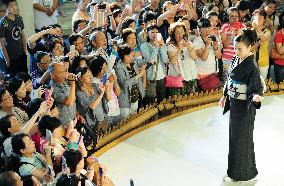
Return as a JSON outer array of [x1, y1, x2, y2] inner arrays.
[[99, 95, 284, 186]]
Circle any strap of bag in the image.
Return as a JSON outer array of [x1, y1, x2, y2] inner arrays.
[[167, 44, 182, 75]]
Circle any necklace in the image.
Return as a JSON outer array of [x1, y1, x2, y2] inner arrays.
[[81, 84, 94, 96]]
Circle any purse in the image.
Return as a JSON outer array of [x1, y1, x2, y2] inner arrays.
[[165, 45, 184, 88]]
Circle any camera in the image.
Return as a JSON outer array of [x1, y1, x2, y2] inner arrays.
[[209, 35, 217, 42]]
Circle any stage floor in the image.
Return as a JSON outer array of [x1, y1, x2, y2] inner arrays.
[[99, 95, 284, 186]]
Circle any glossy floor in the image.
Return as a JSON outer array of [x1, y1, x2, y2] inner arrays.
[[99, 95, 284, 186]]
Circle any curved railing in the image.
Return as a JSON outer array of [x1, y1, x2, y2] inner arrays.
[[94, 79, 284, 156]]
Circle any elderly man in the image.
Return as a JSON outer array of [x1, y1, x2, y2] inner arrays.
[[49, 62, 76, 128]]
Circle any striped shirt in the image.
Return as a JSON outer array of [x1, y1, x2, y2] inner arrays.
[[221, 22, 245, 61]]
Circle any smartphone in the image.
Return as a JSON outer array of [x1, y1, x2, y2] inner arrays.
[[70, 45, 76, 53], [44, 84, 51, 101], [101, 74, 108, 85], [253, 15, 259, 25], [46, 129, 53, 143], [48, 165, 53, 176], [157, 33, 162, 41], [62, 156, 67, 169], [98, 3, 106, 9], [77, 135, 83, 146], [99, 167, 103, 177]]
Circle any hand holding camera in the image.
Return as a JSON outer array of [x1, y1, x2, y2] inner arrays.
[[67, 73, 77, 82]]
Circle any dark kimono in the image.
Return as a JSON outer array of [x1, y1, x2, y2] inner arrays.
[[223, 54, 264, 181]]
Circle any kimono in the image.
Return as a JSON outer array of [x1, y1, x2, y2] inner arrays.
[[223, 54, 264, 181]]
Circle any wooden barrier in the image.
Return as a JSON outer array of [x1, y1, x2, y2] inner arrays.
[[94, 79, 284, 156]]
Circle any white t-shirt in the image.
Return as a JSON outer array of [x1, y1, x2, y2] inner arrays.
[[193, 36, 218, 75], [33, 0, 57, 29], [167, 44, 198, 81]]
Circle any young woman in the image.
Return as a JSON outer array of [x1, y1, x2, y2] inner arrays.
[[219, 29, 264, 183], [167, 22, 198, 96], [252, 9, 271, 79], [140, 24, 168, 103], [7, 78, 28, 111], [273, 24, 284, 83]]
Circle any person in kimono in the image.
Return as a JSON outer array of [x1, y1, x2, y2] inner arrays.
[[219, 29, 265, 183]]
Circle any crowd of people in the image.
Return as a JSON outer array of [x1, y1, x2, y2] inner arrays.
[[0, 0, 283, 185]]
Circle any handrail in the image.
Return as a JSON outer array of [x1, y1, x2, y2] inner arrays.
[[94, 79, 284, 156]]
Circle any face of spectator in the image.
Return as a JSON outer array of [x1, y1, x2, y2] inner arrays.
[[8, 116, 21, 135], [80, 69, 93, 85], [25, 80, 33, 93], [77, 21, 87, 33], [174, 26, 185, 43], [148, 28, 159, 41], [126, 33, 137, 49], [74, 37, 85, 53], [11, 172, 23, 186], [228, 10, 239, 24], [150, 0, 160, 7], [51, 63, 68, 83], [114, 14, 122, 25], [123, 51, 134, 64], [52, 43, 64, 57], [54, 27, 63, 36], [264, 3, 276, 16], [15, 82, 27, 100], [95, 32, 107, 49], [128, 22, 136, 31], [0, 91, 14, 109], [49, 106, 59, 118], [78, 0, 89, 11], [200, 26, 212, 38], [38, 55, 51, 71], [6, 1, 18, 15], [146, 20, 157, 27], [21, 136, 36, 155], [239, 9, 250, 19], [209, 15, 219, 27], [234, 41, 251, 59]]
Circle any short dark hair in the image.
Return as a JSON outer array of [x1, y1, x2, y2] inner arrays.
[[1, 0, 16, 6], [73, 19, 87, 33], [68, 34, 84, 45], [0, 171, 19, 186], [146, 24, 159, 42], [56, 174, 80, 186], [48, 40, 63, 53], [0, 115, 13, 139], [206, 11, 219, 19], [236, 0, 250, 11], [7, 78, 24, 100], [11, 133, 29, 156], [89, 56, 107, 77], [117, 44, 132, 62], [34, 51, 50, 65], [15, 72, 31, 83], [121, 28, 136, 43], [38, 115, 61, 138], [197, 17, 211, 29], [121, 17, 136, 30], [143, 11, 157, 24], [63, 150, 83, 173]]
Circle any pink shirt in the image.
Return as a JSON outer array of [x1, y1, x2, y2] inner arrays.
[[274, 30, 284, 66]]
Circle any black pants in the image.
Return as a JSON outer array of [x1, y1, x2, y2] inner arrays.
[[8, 52, 28, 77], [274, 63, 284, 84], [144, 78, 166, 105]]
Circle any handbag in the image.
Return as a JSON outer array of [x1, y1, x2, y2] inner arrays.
[[165, 45, 184, 88], [198, 73, 221, 91], [271, 47, 284, 60]]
